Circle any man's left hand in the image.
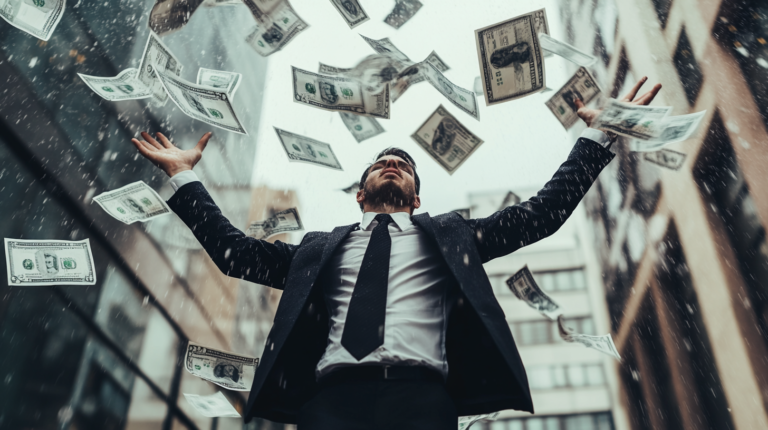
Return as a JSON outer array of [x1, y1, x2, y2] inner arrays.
[[575, 76, 663, 128]]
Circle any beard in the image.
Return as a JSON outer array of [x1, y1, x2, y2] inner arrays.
[[363, 178, 416, 209]]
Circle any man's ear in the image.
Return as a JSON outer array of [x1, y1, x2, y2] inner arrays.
[[356, 189, 365, 204], [413, 195, 421, 210]]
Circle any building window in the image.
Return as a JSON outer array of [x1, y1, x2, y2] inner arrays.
[[528, 363, 606, 389], [651, 0, 673, 29], [673, 28, 704, 106], [486, 412, 614, 430]]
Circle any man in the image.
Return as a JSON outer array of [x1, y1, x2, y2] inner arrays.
[[131, 78, 661, 429]]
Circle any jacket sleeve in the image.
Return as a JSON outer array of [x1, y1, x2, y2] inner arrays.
[[166, 181, 297, 289], [468, 137, 615, 263]]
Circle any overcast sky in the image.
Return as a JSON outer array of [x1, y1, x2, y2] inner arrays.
[[249, 0, 579, 233]]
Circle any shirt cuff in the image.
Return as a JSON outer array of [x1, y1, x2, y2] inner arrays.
[[169, 170, 201, 193], [580, 128, 612, 148]]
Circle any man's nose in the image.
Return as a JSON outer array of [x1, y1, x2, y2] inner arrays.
[[384, 159, 399, 169]]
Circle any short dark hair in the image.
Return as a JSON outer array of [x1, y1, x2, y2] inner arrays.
[[358, 147, 420, 211]]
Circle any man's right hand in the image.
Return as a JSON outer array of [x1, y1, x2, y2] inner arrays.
[[131, 131, 212, 177]]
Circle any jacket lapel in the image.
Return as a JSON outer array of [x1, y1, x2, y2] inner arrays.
[[318, 223, 360, 270]]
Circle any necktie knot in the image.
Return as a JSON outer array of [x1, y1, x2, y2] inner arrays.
[[374, 213, 393, 227]]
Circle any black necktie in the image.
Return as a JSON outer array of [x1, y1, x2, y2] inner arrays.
[[341, 213, 393, 360]]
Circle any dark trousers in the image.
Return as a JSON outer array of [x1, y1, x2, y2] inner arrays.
[[297, 380, 457, 430]]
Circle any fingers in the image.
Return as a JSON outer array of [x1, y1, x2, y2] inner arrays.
[[633, 83, 662, 105], [156, 132, 174, 149], [141, 131, 163, 150], [195, 132, 212, 153], [131, 138, 155, 158], [622, 76, 648, 102], [574, 99, 586, 110]]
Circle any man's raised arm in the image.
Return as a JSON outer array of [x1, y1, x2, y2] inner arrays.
[[469, 77, 662, 263], [131, 132, 296, 289]]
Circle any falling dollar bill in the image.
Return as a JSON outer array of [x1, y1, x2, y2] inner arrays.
[[184, 392, 240, 418], [340, 181, 360, 194], [244, 1, 309, 57], [318, 62, 352, 76], [473, 76, 482, 96], [360, 34, 411, 62], [274, 127, 343, 170], [93, 181, 171, 224], [557, 315, 621, 361], [196, 67, 242, 98], [384, 0, 422, 29], [458, 412, 499, 430], [411, 105, 484, 174], [422, 62, 480, 120], [329, 0, 368, 28], [241, 0, 285, 22], [292, 66, 390, 119], [0, 0, 65, 40], [339, 112, 385, 143], [138, 32, 184, 105], [426, 50, 450, 72], [643, 148, 687, 171], [539, 34, 596, 66], [629, 111, 706, 152], [506, 265, 559, 320], [545, 66, 601, 129], [78, 68, 153, 101], [592, 99, 672, 140], [184, 342, 259, 391], [154, 66, 248, 134], [4, 238, 96, 286], [149, 0, 204, 36], [475, 9, 548, 105], [246, 208, 304, 240]]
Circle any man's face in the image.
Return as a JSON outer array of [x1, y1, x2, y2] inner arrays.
[[45, 255, 55, 269], [357, 155, 420, 211]]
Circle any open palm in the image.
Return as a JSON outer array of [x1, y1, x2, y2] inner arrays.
[[575, 77, 662, 128], [131, 131, 212, 177]]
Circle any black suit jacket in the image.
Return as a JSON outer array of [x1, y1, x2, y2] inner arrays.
[[167, 137, 614, 423]]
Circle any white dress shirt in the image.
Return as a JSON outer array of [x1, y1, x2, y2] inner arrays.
[[315, 212, 456, 378]]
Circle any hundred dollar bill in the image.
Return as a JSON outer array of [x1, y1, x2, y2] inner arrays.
[[458, 412, 499, 430], [384, 0, 422, 29], [184, 342, 259, 391], [93, 181, 170, 224], [340, 181, 360, 194], [196, 67, 242, 98], [183, 392, 240, 418], [274, 127, 343, 170], [292, 66, 390, 119], [244, 1, 309, 57], [78, 68, 152, 101], [592, 99, 672, 140], [329, 0, 368, 28], [5, 238, 96, 286], [138, 33, 183, 104], [557, 315, 621, 361], [340, 112, 385, 143], [154, 66, 248, 134], [539, 34, 596, 66], [246, 208, 304, 240], [426, 50, 450, 72], [423, 62, 480, 120], [0, 0, 64, 41], [149, 0, 204, 36], [411, 105, 484, 174], [506, 265, 559, 320], [643, 148, 686, 171], [360, 34, 411, 62], [475, 9, 547, 105], [629, 111, 706, 152], [545, 66, 601, 129]]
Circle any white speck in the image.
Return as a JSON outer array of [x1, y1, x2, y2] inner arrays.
[[738, 137, 750, 149], [757, 58, 768, 69], [726, 120, 740, 133], [28, 57, 38, 68], [735, 46, 749, 58]]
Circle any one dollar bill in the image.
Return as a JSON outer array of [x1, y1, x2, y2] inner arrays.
[[184, 342, 259, 391], [506, 265, 559, 320], [196, 67, 242, 99], [247, 208, 304, 240], [557, 315, 621, 361], [183, 392, 240, 418], [422, 62, 479, 120], [78, 68, 153, 101], [545, 66, 601, 129], [243, 0, 308, 57], [458, 412, 499, 430], [629, 110, 706, 152], [0, 0, 65, 41], [475, 9, 548, 105], [274, 127, 343, 170], [539, 33, 596, 67], [292, 66, 390, 119], [329, 0, 368, 28], [643, 148, 686, 171], [138, 32, 184, 105], [154, 65, 248, 134], [5, 238, 96, 286], [411, 105, 484, 174], [92, 181, 171, 224], [339, 112, 385, 143], [592, 99, 671, 140]]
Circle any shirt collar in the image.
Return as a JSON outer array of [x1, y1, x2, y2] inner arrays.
[[360, 212, 413, 232]]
